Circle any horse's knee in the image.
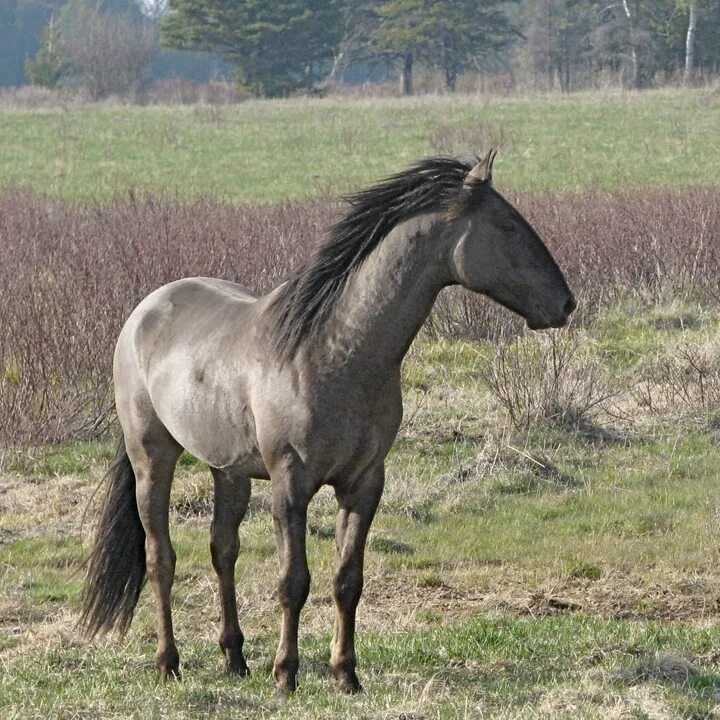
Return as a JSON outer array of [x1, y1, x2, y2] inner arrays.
[[278, 566, 310, 610], [334, 563, 363, 610], [210, 535, 239, 572]]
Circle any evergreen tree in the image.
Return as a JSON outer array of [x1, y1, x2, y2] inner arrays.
[[25, 14, 68, 88], [0, 0, 66, 86], [161, 0, 345, 96], [372, 0, 518, 93], [521, 0, 593, 91]]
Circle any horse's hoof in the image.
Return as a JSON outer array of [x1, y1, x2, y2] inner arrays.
[[156, 648, 181, 683], [158, 665, 182, 683], [332, 662, 362, 693], [274, 673, 298, 694], [226, 659, 251, 677], [335, 672, 362, 694]]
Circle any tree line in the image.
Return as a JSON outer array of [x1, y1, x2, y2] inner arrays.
[[3, 0, 719, 97]]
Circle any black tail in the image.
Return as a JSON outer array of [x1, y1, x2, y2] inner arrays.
[[78, 435, 146, 638]]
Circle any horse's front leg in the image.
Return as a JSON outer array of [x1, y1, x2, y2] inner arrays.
[[210, 467, 251, 676], [331, 463, 385, 693], [270, 459, 314, 693]]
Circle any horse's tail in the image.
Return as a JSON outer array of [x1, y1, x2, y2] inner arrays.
[[78, 435, 146, 638]]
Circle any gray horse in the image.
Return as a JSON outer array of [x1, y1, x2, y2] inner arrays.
[[79, 150, 575, 693]]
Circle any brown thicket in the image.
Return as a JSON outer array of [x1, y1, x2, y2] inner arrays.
[[1, 187, 718, 445]]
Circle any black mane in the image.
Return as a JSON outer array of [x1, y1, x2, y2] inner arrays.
[[270, 156, 479, 358]]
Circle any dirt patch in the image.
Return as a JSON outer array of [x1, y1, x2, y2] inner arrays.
[[540, 678, 675, 720], [610, 652, 700, 685], [360, 567, 720, 628], [0, 473, 90, 540]]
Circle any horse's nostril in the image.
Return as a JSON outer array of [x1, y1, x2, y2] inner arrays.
[[563, 297, 577, 316]]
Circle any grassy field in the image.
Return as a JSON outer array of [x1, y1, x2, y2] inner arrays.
[[3, 305, 720, 718], [2, 88, 720, 718], [1, 89, 719, 201]]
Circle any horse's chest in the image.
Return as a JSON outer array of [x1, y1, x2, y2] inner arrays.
[[306, 388, 403, 478]]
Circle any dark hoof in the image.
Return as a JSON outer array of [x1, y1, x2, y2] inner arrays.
[[335, 671, 362, 694], [158, 665, 181, 682], [156, 648, 181, 682], [274, 671, 298, 694], [226, 658, 251, 677], [220, 637, 250, 678]]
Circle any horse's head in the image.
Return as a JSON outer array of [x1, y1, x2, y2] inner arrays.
[[448, 149, 575, 329]]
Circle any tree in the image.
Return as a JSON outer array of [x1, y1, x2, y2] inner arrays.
[[519, 0, 592, 91], [327, 2, 382, 83], [587, 0, 661, 88], [60, 2, 158, 98], [0, 0, 67, 87], [161, 0, 345, 96], [372, 0, 518, 94], [588, 0, 719, 87], [371, 0, 428, 94], [684, 0, 698, 84], [25, 14, 68, 88], [138, 0, 168, 21], [430, 0, 521, 91]]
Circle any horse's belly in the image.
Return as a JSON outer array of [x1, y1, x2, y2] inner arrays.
[[149, 370, 266, 474]]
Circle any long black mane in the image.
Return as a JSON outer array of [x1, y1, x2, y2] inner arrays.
[[271, 156, 480, 358]]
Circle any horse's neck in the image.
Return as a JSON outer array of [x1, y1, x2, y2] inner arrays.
[[320, 213, 454, 372]]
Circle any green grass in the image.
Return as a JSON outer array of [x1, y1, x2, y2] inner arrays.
[[1, 613, 719, 718], [1, 89, 719, 201], [2, 304, 720, 717], [3, 88, 720, 716], [3, 315, 720, 716]]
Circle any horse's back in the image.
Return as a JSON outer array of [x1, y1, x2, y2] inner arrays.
[[114, 277, 266, 469], [121, 276, 256, 357]]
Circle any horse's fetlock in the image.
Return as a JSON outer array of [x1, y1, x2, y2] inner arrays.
[[219, 630, 244, 652], [332, 654, 356, 676]]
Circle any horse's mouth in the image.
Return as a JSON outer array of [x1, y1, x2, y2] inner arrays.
[[526, 305, 574, 330], [531, 293, 577, 330]]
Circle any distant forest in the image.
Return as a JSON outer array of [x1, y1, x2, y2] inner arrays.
[[2, 0, 719, 97]]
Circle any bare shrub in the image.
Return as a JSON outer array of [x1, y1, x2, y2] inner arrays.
[[0, 85, 82, 110], [427, 287, 525, 341], [324, 71, 520, 99], [0, 191, 330, 445], [514, 187, 720, 311], [63, 9, 158, 100], [431, 186, 720, 341], [1, 185, 718, 446], [634, 342, 720, 416], [139, 79, 249, 106], [0, 81, 249, 110], [481, 331, 621, 430]]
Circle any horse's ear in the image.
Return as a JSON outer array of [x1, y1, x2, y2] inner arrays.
[[464, 148, 497, 187]]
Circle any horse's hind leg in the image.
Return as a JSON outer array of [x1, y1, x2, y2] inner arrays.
[[209, 467, 251, 676], [125, 422, 182, 681]]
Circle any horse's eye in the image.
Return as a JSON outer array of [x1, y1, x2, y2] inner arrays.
[[499, 222, 515, 232]]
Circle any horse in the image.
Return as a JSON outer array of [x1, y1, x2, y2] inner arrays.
[[78, 149, 575, 693]]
